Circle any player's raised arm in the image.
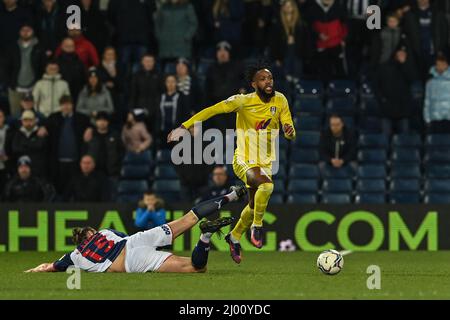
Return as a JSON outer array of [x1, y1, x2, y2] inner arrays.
[[167, 95, 243, 143], [280, 95, 296, 140]]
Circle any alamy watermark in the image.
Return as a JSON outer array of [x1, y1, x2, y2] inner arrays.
[[66, 266, 81, 290], [366, 265, 381, 290], [366, 5, 382, 30]]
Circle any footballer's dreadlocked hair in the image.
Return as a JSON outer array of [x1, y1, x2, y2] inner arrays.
[[245, 60, 271, 84], [72, 227, 96, 245]]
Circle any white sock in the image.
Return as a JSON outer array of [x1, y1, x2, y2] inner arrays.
[[200, 233, 212, 243], [229, 233, 239, 244]]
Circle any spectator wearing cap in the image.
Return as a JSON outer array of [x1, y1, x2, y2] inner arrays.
[[205, 41, 244, 133], [0, 109, 12, 192], [129, 54, 162, 134], [8, 93, 46, 129], [155, 0, 198, 63], [32, 60, 71, 117], [2, 155, 55, 202], [156, 74, 190, 149], [55, 27, 99, 68], [64, 154, 110, 202], [122, 109, 153, 154], [76, 68, 114, 123], [56, 37, 87, 104], [176, 57, 201, 112], [35, 0, 67, 55], [42, 95, 91, 194], [84, 111, 123, 197], [11, 110, 48, 177], [0, 0, 33, 52], [5, 23, 45, 117]]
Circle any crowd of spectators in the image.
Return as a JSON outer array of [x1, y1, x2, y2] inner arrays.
[[0, 0, 450, 203]]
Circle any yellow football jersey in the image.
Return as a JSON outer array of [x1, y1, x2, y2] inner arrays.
[[182, 91, 296, 166]]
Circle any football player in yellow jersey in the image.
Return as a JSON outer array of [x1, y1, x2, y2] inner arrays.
[[168, 65, 296, 264]]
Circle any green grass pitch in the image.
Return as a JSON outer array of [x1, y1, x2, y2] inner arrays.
[[1, 251, 449, 299]]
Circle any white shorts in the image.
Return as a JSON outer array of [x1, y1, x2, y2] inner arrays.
[[124, 224, 174, 273]]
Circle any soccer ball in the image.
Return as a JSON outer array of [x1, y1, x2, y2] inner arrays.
[[317, 249, 344, 275]]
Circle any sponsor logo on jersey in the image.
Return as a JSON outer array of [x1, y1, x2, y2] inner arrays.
[[255, 119, 272, 131], [270, 106, 277, 115], [161, 224, 171, 235]]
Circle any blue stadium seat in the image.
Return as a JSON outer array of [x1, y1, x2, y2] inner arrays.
[[321, 193, 352, 204], [118, 180, 148, 194], [360, 98, 379, 117], [358, 150, 387, 163], [293, 131, 321, 147], [270, 194, 284, 204], [360, 82, 375, 98], [116, 194, 142, 204], [390, 165, 421, 179], [358, 134, 389, 149], [390, 179, 420, 192], [328, 80, 357, 97], [424, 193, 450, 204], [278, 137, 290, 151], [356, 179, 386, 193], [425, 134, 450, 148], [357, 165, 386, 179], [152, 179, 181, 192], [355, 193, 385, 204], [389, 192, 421, 204], [326, 97, 356, 115], [287, 193, 318, 204], [296, 80, 324, 97], [293, 97, 324, 115], [322, 165, 354, 179], [273, 179, 286, 193], [322, 179, 352, 193], [424, 150, 450, 163], [294, 115, 322, 131], [278, 149, 288, 164], [154, 165, 178, 179], [121, 165, 151, 179], [157, 192, 181, 202], [289, 164, 320, 178], [391, 149, 421, 164], [272, 166, 286, 180], [425, 165, 450, 178], [288, 179, 319, 192], [123, 151, 152, 165], [358, 117, 382, 133], [290, 149, 320, 163], [424, 179, 450, 193], [392, 134, 422, 148], [156, 150, 172, 163]]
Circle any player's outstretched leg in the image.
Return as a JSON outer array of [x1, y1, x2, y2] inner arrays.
[[157, 216, 235, 273]]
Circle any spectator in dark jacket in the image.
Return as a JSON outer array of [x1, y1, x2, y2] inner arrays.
[[107, 0, 157, 73], [402, 0, 448, 79], [197, 165, 233, 203], [55, 28, 99, 68], [0, 0, 33, 52], [5, 23, 45, 117], [8, 93, 46, 129], [135, 192, 167, 230], [129, 54, 162, 133], [56, 37, 86, 102], [3, 155, 55, 202], [306, 0, 348, 80], [42, 95, 92, 194], [319, 114, 357, 171], [11, 110, 47, 177], [0, 109, 11, 192], [35, 0, 67, 54], [80, 0, 109, 55], [64, 154, 110, 202], [84, 111, 122, 185]]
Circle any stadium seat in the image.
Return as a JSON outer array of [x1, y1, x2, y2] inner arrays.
[[121, 165, 151, 179], [156, 149, 172, 163], [322, 165, 354, 179], [328, 80, 357, 97], [425, 134, 450, 148], [390, 165, 421, 179], [411, 81, 424, 99], [424, 150, 450, 163], [391, 149, 421, 164], [296, 79, 324, 97], [424, 179, 450, 193], [358, 134, 389, 149], [272, 166, 286, 180], [270, 194, 284, 204], [289, 164, 320, 179], [389, 192, 421, 204], [360, 82, 375, 98], [288, 179, 319, 192], [392, 134, 422, 148], [123, 151, 152, 165], [425, 165, 450, 178], [293, 131, 321, 148], [293, 97, 324, 115], [278, 149, 288, 163], [322, 179, 352, 193], [117, 180, 148, 194], [358, 117, 382, 133], [156, 192, 181, 202], [287, 193, 318, 204], [357, 150, 387, 163], [273, 179, 286, 193], [355, 193, 385, 204], [154, 165, 178, 179], [424, 193, 450, 204], [117, 194, 142, 204], [294, 115, 322, 131], [357, 165, 386, 179], [278, 137, 290, 151], [360, 98, 379, 117], [326, 97, 356, 115], [389, 179, 420, 192], [290, 149, 320, 163], [152, 179, 181, 192], [321, 193, 351, 204], [356, 179, 386, 193]]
